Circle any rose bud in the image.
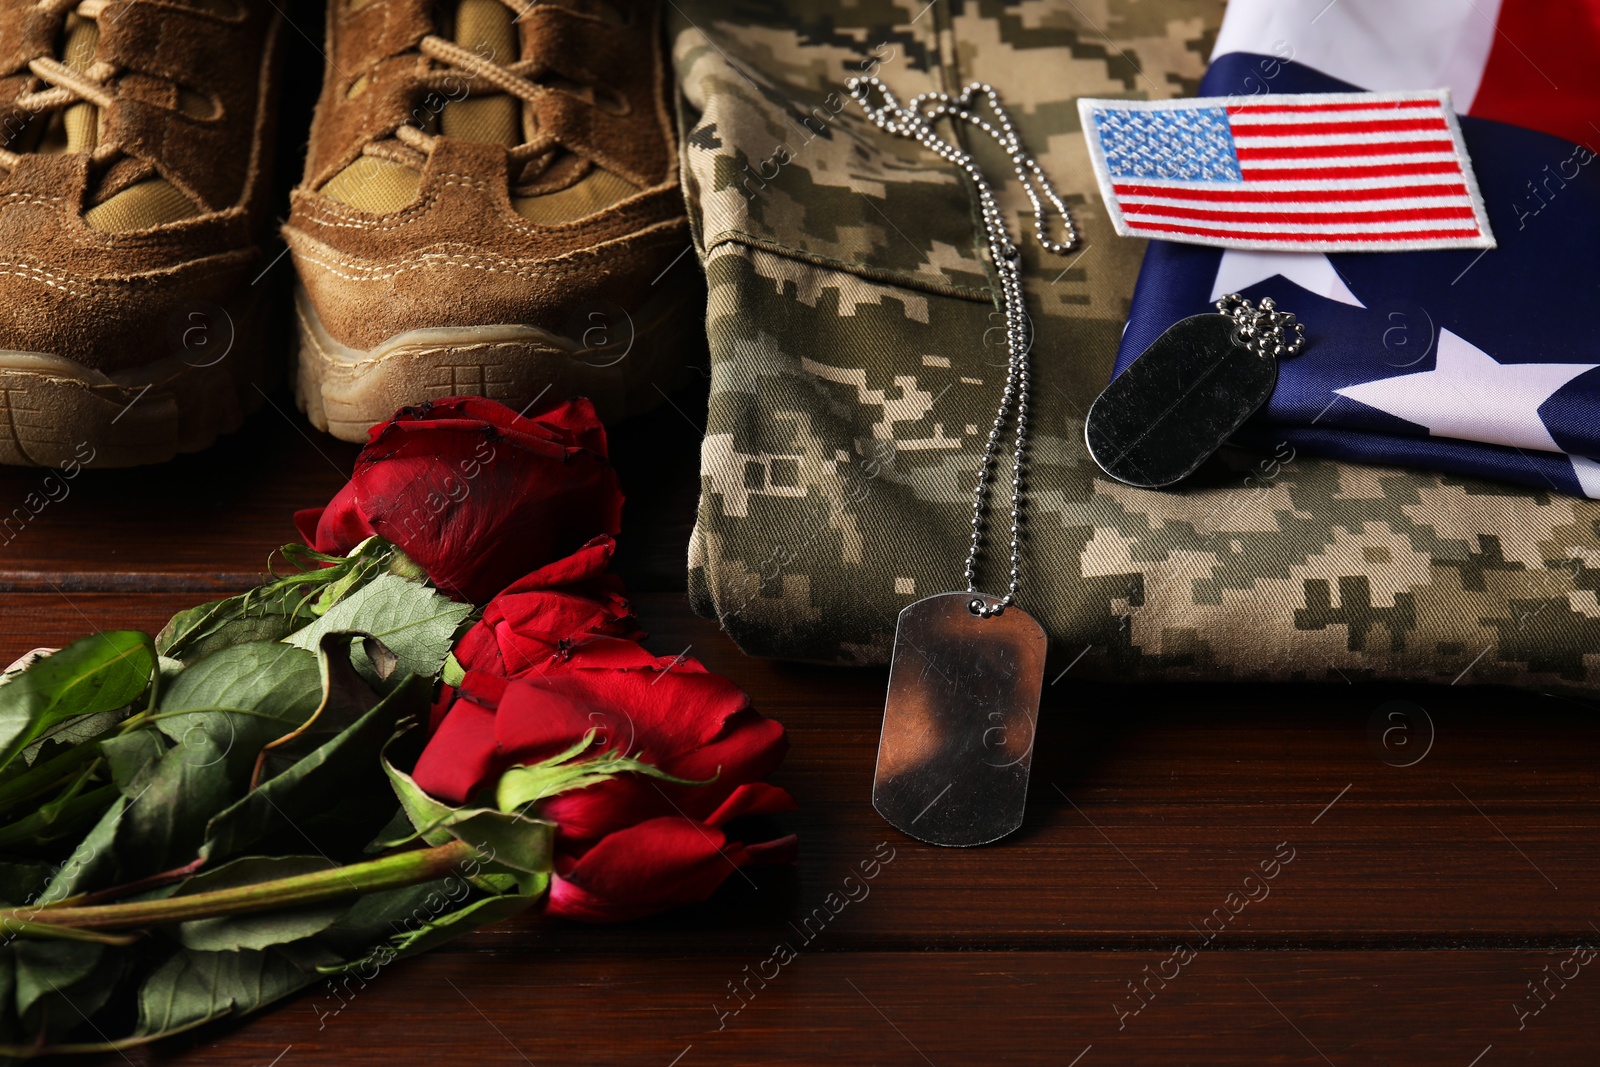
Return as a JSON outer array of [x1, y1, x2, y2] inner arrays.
[[295, 396, 623, 604]]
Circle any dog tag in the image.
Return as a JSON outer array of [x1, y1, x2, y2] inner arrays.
[[873, 592, 1047, 847], [1084, 313, 1276, 488]]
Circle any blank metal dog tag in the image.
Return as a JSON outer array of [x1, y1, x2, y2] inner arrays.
[[873, 592, 1047, 847], [1084, 313, 1277, 488]]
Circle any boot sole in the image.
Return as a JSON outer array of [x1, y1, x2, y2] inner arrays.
[[293, 272, 702, 442], [0, 287, 274, 468]]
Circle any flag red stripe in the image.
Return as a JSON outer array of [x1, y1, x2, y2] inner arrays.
[[1121, 203, 1476, 224], [1226, 100, 1440, 115], [1128, 221, 1483, 242], [1235, 139, 1457, 160], [1237, 162, 1464, 180], [1111, 182, 1469, 203], [1227, 118, 1449, 137]]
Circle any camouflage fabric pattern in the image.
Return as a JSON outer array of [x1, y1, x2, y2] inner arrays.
[[672, 0, 1600, 690]]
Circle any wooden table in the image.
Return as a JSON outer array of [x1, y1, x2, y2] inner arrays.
[[8, 388, 1595, 1066]]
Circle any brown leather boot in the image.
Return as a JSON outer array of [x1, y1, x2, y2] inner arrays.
[[285, 0, 695, 442], [0, 0, 281, 467]]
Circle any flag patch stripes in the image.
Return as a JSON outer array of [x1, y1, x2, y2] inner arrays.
[[1078, 90, 1495, 252]]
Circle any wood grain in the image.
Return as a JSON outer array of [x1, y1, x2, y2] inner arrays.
[[126, 951, 1592, 1066], [0, 405, 356, 590]]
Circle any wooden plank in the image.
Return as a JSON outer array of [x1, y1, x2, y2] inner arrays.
[[120, 950, 1594, 1065], [0, 593, 198, 658], [0, 404, 357, 590], [1, 590, 1595, 945]]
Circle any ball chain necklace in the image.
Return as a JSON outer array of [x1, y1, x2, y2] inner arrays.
[[848, 77, 1068, 847], [847, 78, 1306, 846]]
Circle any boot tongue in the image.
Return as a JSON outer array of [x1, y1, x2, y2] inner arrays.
[[59, 15, 98, 153], [440, 0, 520, 147], [39, 11, 202, 230], [322, 0, 643, 223]]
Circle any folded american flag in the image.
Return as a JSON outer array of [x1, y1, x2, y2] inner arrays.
[[1079, 91, 1494, 252], [1109, 0, 1600, 498]]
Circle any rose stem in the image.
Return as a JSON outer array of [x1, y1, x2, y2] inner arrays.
[[41, 857, 208, 910], [2, 839, 480, 934]]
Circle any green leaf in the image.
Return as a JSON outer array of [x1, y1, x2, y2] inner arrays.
[[11, 936, 128, 1045], [155, 586, 312, 664], [154, 641, 323, 780], [0, 950, 15, 1046], [37, 794, 126, 902], [161, 642, 322, 722], [285, 574, 470, 684], [174, 856, 350, 951], [0, 632, 154, 771], [99, 730, 167, 793], [28, 637, 413, 909], [440, 651, 466, 687], [327, 893, 537, 972], [315, 876, 464, 956], [251, 634, 388, 785], [494, 730, 710, 815], [21, 725, 231, 893], [156, 538, 426, 663], [199, 647, 431, 865], [135, 947, 319, 1039], [0, 862, 52, 906], [0, 732, 113, 821], [13, 939, 104, 1018], [10, 939, 127, 1048], [19, 708, 123, 768], [109, 732, 235, 884], [0, 784, 122, 851], [382, 733, 554, 897]]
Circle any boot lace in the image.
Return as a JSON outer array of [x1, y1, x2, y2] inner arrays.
[[0, 0, 122, 169], [362, 0, 625, 179]]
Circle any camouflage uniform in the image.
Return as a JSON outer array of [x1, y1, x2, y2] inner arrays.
[[672, 0, 1600, 690]]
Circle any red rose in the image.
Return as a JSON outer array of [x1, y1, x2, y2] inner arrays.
[[295, 397, 623, 604], [418, 646, 796, 921], [414, 553, 795, 922], [417, 643, 789, 843]]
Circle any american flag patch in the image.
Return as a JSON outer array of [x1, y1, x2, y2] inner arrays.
[[1077, 90, 1495, 253]]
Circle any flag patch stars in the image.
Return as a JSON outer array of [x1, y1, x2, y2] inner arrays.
[[1093, 107, 1243, 182]]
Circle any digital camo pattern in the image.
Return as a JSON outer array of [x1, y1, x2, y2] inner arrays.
[[671, 0, 1600, 691]]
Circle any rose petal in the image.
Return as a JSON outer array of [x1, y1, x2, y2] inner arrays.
[[497, 536, 618, 595], [411, 697, 500, 805], [545, 817, 747, 923], [491, 678, 609, 767], [705, 782, 798, 826]]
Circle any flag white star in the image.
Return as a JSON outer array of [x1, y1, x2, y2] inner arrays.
[[1570, 455, 1600, 499], [1335, 329, 1598, 453], [1209, 250, 1364, 308]]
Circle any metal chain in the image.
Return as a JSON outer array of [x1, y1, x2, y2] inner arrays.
[[846, 77, 1075, 618], [1215, 294, 1305, 361]]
